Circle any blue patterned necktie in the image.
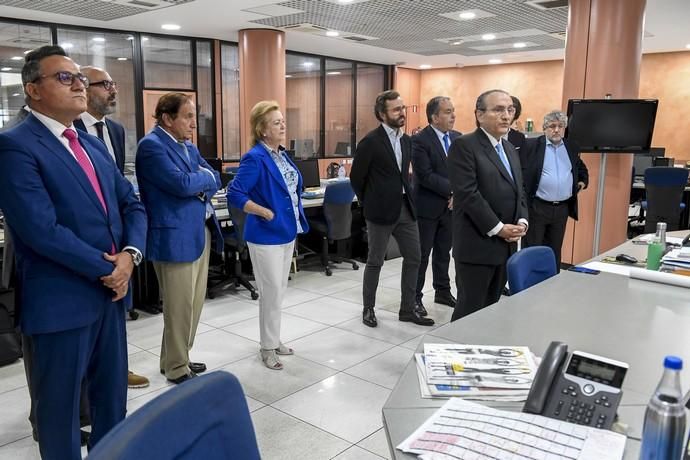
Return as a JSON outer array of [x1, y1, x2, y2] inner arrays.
[[495, 142, 513, 181], [443, 133, 450, 155]]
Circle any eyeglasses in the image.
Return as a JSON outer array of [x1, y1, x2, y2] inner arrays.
[[33, 71, 89, 88], [545, 123, 566, 131], [479, 106, 516, 116], [89, 80, 117, 91]]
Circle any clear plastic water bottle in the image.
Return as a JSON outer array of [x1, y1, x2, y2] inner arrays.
[[338, 161, 346, 179], [640, 356, 686, 460]]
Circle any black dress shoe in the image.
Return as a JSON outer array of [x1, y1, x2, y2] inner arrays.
[[167, 372, 197, 385], [362, 307, 377, 327], [189, 362, 207, 374], [434, 292, 457, 308], [414, 300, 428, 317], [399, 310, 435, 326]]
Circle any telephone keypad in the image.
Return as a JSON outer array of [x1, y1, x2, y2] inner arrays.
[[553, 385, 617, 429]]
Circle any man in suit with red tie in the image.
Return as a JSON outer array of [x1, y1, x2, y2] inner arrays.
[[0, 45, 146, 459], [447, 90, 529, 321], [411, 96, 461, 313]]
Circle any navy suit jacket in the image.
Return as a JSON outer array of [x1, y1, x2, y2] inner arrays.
[[227, 143, 309, 245], [74, 117, 126, 174], [136, 126, 223, 262], [411, 125, 461, 219], [0, 114, 147, 334]]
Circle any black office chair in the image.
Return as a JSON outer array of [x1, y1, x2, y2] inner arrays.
[[642, 167, 689, 232], [207, 206, 259, 300], [308, 181, 359, 276]]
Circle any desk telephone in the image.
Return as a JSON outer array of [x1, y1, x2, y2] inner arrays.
[[523, 341, 628, 430]]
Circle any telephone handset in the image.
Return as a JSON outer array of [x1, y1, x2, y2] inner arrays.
[[523, 341, 629, 430]]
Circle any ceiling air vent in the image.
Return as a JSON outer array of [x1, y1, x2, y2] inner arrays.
[[342, 33, 378, 42], [525, 0, 568, 10], [282, 23, 328, 34], [549, 31, 567, 41]]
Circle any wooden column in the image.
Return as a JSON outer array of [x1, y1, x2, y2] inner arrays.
[[561, 0, 646, 263], [238, 29, 286, 154]]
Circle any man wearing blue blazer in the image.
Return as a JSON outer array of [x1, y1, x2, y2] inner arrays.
[[0, 46, 146, 459], [74, 66, 126, 174], [136, 92, 223, 385]]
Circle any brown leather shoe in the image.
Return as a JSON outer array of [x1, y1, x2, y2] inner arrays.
[[127, 370, 150, 389]]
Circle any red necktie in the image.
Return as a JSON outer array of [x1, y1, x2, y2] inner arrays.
[[63, 128, 115, 253]]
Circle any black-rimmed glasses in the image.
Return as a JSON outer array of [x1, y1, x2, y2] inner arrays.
[[34, 71, 89, 88], [89, 80, 117, 91]]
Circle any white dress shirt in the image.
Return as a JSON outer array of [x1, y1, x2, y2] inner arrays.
[[80, 111, 116, 163]]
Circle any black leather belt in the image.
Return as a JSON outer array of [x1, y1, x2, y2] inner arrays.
[[535, 196, 568, 206]]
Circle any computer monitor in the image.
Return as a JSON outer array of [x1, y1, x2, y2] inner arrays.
[[291, 139, 315, 159], [652, 157, 674, 167], [633, 155, 653, 179], [293, 159, 321, 188], [334, 142, 350, 156]]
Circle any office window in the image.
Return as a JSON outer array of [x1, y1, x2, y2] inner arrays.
[[356, 63, 385, 143], [286, 53, 321, 159], [220, 43, 240, 160], [325, 60, 353, 158], [142, 36, 193, 89], [56, 28, 137, 163], [0, 21, 52, 129], [196, 40, 215, 158]]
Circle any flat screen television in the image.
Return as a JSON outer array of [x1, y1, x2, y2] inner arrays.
[[565, 99, 658, 153]]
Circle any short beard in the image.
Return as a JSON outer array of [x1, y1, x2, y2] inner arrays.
[[91, 99, 117, 116]]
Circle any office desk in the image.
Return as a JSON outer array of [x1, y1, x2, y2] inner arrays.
[[382, 234, 690, 459]]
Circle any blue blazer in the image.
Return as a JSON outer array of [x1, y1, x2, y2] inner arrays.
[[74, 117, 126, 174], [227, 143, 309, 245], [136, 126, 223, 262], [0, 114, 147, 334]]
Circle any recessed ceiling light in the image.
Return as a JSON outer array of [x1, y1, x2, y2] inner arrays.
[[161, 24, 181, 31], [686, 43, 690, 49], [326, 30, 339, 37], [482, 33, 496, 40], [141, 37, 149, 42], [126, 36, 134, 41], [451, 41, 463, 45], [285, 74, 292, 78], [23, 50, 31, 54], [61, 42, 74, 49], [11, 93, 20, 97], [459, 12, 476, 20], [327, 71, 341, 75], [1, 67, 12, 71], [513, 42, 527, 48], [420, 64, 432, 69], [338, 0, 354, 3], [303, 62, 314, 67], [10, 56, 22, 60], [117, 57, 127, 61], [488, 58, 502, 64], [92, 37, 106, 42]]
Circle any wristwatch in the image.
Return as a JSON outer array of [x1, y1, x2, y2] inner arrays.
[[123, 248, 143, 266]]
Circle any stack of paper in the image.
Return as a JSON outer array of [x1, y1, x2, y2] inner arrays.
[[415, 344, 538, 401], [661, 248, 690, 272], [397, 398, 626, 459]]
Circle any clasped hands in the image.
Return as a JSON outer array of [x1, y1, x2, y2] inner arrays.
[[100, 252, 134, 301], [498, 223, 527, 243]]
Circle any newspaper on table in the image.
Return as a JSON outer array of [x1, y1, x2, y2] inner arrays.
[[423, 344, 538, 389], [397, 398, 626, 460]]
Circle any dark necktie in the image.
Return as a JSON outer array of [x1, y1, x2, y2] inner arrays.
[[94, 121, 105, 142], [443, 133, 450, 155]]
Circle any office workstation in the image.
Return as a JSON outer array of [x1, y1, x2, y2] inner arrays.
[[1, 0, 690, 459]]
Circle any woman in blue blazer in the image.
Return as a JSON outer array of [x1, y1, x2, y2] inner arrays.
[[227, 100, 308, 370]]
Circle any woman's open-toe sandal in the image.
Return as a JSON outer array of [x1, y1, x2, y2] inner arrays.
[[260, 349, 283, 370]]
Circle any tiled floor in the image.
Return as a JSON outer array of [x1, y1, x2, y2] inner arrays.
[[0, 258, 456, 459]]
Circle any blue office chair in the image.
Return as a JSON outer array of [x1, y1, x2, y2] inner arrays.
[[308, 181, 360, 276], [506, 246, 557, 295], [87, 371, 260, 460], [642, 167, 689, 232]]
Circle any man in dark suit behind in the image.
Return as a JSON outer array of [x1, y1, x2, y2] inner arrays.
[[411, 96, 460, 312], [448, 89, 529, 321], [74, 66, 126, 174], [520, 110, 589, 269], [0, 45, 146, 458], [350, 90, 434, 328]]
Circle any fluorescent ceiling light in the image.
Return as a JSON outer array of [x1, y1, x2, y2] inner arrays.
[[12, 93, 20, 97], [482, 33, 496, 40], [338, 0, 354, 3], [513, 42, 527, 48], [302, 62, 314, 67], [117, 57, 127, 61], [488, 58, 502, 64], [459, 12, 476, 19], [92, 37, 105, 42], [326, 31, 339, 37], [161, 24, 181, 31], [327, 71, 341, 75], [11, 56, 22, 60], [420, 64, 432, 69], [61, 42, 74, 49], [1, 67, 12, 71]]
